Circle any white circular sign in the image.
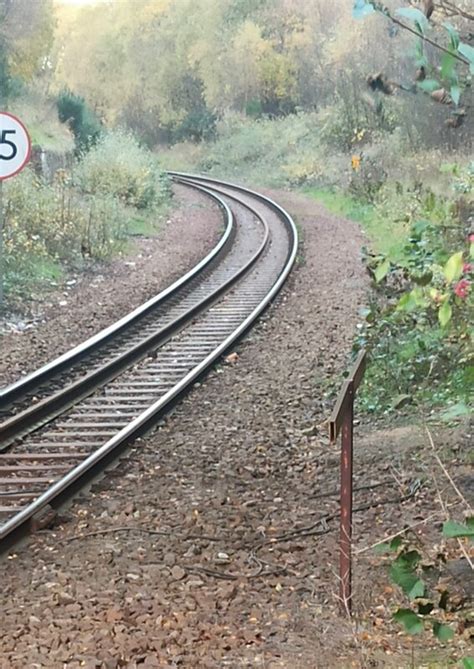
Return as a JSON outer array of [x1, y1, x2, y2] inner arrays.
[[0, 112, 31, 181]]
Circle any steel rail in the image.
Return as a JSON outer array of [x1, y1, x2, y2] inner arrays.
[[0, 183, 269, 449], [0, 182, 234, 409], [0, 177, 298, 549]]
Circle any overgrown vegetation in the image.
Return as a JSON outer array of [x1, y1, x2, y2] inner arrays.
[[352, 163, 473, 415], [3, 131, 170, 298]]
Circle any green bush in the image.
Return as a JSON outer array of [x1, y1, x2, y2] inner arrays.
[[74, 130, 169, 209], [3, 167, 129, 296], [57, 89, 102, 153], [3, 128, 171, 299], [355, 164, 473, 414]]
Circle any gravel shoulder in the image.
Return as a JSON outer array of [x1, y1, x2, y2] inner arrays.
[[0, 184, 222, 387], [0, 188, 471, 668]]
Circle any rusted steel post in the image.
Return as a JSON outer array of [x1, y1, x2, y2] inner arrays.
[[329, 350, 366, 617], [339, 379, 354, 615]]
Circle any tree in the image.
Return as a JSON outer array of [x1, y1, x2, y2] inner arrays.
[[0, 0, 54, 105]]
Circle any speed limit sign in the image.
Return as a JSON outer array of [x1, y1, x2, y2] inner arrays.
[[0, 112, 31, 181]]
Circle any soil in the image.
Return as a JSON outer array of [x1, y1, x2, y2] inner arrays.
[[0, 188, 472, 669], [0, 184, 222, 387]]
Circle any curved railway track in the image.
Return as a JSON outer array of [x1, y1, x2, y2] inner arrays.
[[0, 174, 298, 551]]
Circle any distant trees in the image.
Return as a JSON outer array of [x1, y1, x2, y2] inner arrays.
[[52, 0, 335, 143], [50, 0, 473, 147], [0, 0, 54, 105]]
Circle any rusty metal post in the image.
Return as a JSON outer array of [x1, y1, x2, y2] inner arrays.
[[339, 379, 354, 615], [329, 350, 366, 617]]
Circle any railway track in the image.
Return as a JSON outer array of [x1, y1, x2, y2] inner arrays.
[[0, 174, 298, 551]]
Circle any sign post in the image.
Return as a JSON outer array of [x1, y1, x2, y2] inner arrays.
[[329, 349, 367, 615], [0, 112, 32, 307]]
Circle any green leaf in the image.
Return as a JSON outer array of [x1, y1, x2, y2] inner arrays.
[[390, 536, 403, 551], [441, 53, 457, 82], [393, 608, 423, 635], [444, 23, 460, 51], [438, 300, 452, 327], [458, 42, 474, 75], [444, 251, 463, 283], [374, 258, 390, 283], [433, 622, 454, 642], [418, 78, 441, 93], [397, 291, 417, 312], [409, 579, 425, 600], [353, 0, 375, 19], [396, 7, 429, 34], [462, 658, 474, 669], [450, 85, 461, 106], [442, 519, 474, 539], [390, 563, 417, 594], [390, 552, 423, 598], [412, 286, 428, 307]]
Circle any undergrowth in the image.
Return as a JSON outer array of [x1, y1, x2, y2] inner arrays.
[[2, 131, 170, 301]]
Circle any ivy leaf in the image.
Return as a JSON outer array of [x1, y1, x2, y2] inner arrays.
[[353, 0, 375, 19], [443, 251, 463, 283], [442, 519, 474, 539], [393, 608, 423, 634], [438, 300, 452, 327], [450, 85, 461, 106], [374, 258, 390, 283], [462, 658, 474, 669], [395, 7, 429, 34], [458, 42, 474, 75], [433, 622, 454, 642], [444, 23, 460, 51]]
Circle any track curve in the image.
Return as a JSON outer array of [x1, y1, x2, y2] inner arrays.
[[0, 176, 298, 551]]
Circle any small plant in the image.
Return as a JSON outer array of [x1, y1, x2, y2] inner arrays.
[[376, 517, 473, 662]]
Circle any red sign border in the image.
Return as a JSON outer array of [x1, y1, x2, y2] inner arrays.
[[0, 111, 32, 181]]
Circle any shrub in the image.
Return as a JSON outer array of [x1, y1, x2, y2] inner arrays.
[[3, 167, 129, 296], [356, 164, 473, 414], [57, 89, 102, 153], [74, 130, 169, 209]]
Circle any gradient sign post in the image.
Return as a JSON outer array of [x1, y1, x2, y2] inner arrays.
[[0, 112, 32, 306]]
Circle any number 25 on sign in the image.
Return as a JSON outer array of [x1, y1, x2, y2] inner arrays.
[[0, 112, 32, 305]]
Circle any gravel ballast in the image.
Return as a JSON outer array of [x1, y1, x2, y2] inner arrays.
[[1, 188, 470, 668]]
